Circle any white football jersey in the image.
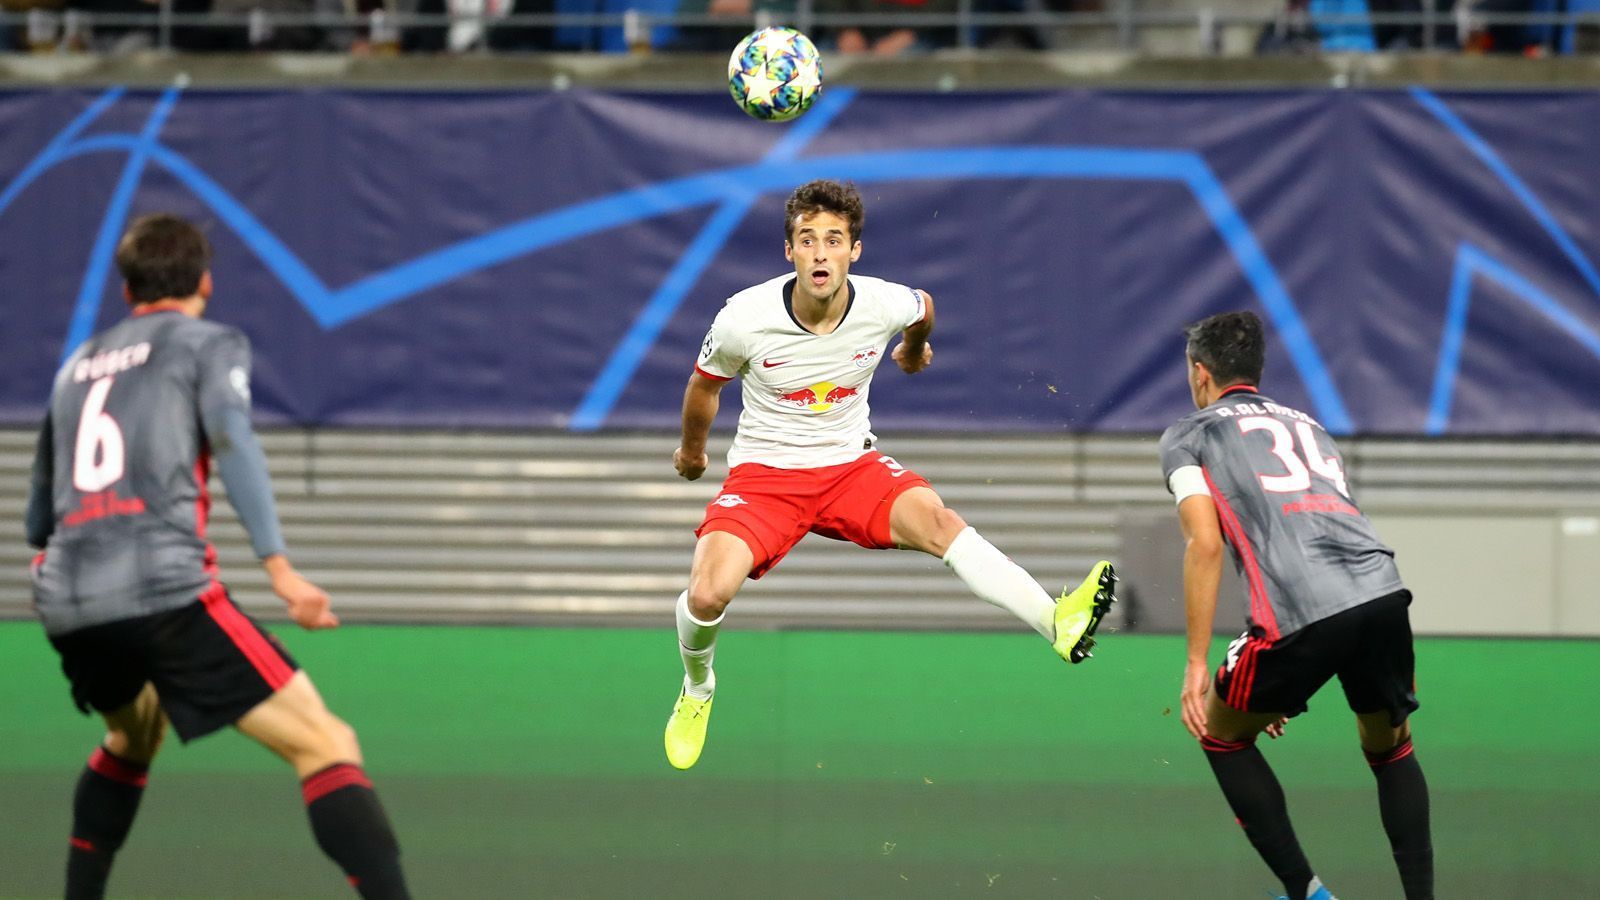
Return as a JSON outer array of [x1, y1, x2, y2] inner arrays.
[[696, 273, 927, 469]]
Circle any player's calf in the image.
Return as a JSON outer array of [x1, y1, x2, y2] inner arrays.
[[234, 675, 407, 895], [302, 761, 410, 899], [1364, 737, 1433, 900], [66, 686, 168, 898], [65, 745, 151, 900]]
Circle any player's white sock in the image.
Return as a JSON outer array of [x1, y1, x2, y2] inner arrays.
[[942, 526, 1055, 640], [676, 590, 722, 699]]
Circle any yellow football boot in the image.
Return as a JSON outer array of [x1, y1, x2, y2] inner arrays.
[[664, 690, 714, 770], [1053, 560, 1117, 664]]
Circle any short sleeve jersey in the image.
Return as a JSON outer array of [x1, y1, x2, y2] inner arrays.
[[32, 308, 253, 635], [696, 274, 926, 469], [1158, 387, 1403, 640]]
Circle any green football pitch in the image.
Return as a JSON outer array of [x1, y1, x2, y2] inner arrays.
[[2, 622, 1596, 898]]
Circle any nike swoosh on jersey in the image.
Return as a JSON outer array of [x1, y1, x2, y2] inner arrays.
[[761, 359, 791, 368]]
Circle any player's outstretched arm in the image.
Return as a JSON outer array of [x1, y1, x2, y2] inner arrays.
[[264, 554, 339, 630], [208, 413, 337, 630], [675, 372, 726, 481], [196, 333, 335, 630], [893, 289, 935, 374], [1177, 494, 1224, 740]]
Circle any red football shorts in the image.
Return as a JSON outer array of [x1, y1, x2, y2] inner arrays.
[[696, 451, 931, 578]]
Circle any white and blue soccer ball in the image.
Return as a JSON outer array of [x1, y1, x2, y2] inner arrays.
[[727, 26, 823, 123]]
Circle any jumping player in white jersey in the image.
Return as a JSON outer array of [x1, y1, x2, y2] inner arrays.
[[662, 180, 1118, 769], [1161, 311, 1432, 900]]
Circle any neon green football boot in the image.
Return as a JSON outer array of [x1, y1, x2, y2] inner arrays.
[[1053, 560, 1117, 664], [664, 689, 714, 770]]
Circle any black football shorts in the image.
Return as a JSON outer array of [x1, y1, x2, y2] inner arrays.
[[1215, 589, 1418, 726], [49, 584, 300, 742]]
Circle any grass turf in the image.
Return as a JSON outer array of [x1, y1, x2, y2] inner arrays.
[[2, 622, 1597, 898]]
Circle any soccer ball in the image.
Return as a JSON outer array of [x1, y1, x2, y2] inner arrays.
[[727, 26, 823, 123]]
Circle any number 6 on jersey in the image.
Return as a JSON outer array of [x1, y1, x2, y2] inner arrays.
[[73, 377, 126, 493]]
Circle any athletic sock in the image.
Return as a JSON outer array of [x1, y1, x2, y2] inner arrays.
[[940, 526, 1055, 639], [65, 746, 149, 900], [301, 764, 410, 899], [1200, 735, 1316, 899], [1366, 739, 1434, 900], [676, 591, 722, 699]]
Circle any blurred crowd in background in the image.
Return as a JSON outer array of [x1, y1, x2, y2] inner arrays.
[[0, 0, 1595, 59]]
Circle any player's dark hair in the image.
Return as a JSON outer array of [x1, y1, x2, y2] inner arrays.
[[115, 213, 212, 305], [1185, 310, 1265, 387], [785, 180, 865, 243]]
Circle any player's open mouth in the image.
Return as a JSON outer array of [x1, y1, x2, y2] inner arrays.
[[810, 269, 829, 286]]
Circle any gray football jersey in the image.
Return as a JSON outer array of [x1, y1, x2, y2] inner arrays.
[[1159, 387, 1403, 640], [30, 308, 257, 635]]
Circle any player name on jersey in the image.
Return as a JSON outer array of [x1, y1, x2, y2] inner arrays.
[[72, 342, 152, 383], [1210, 399, 1320, 427]]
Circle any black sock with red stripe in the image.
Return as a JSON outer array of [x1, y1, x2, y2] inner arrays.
[[1366, 739, 1433, 900], [302, 764, 409, 899], [1201, 735, 1315, 899], [66, 746, 149, 900]]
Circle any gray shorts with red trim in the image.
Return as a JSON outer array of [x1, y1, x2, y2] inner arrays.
[[1215, 589, 1418, 726], [48, 584, 300, 742]]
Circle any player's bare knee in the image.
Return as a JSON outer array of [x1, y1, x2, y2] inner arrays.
[[896, 499, 964, 556], [1357, 713, 1410, 753], [324, 714, 362, 763], [933, 507, 967, 543], [103, 722, 165, 763], [296, 713, 362, 770], [686, 585, 730, 621], [102, 694, 168, 762]]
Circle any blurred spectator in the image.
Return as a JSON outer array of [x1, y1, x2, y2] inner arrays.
[[190, 0, 324, 49], [1255, 0, 1322, 52], [1, 0, 67, 51], [1258, 0, 1456, 51], [1514, 0, 1600, 54], [1569, 0, 1600, 51], [1308, 0, 1376, 49], [62, 0, 159, 51], [816, 0, 958, 54], [405, 0, 504, 52], [485, 0, 558, 49], [664, 0, 792, 52], [1367, 0, 1457, 49], [976, 0, 1054, 49], [601, 0, 677, 51], [1466, 0, 1545, 52], [319, 0, 401, 53]]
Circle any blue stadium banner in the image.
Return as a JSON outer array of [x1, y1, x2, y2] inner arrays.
[[3, 87, 1599, 435]]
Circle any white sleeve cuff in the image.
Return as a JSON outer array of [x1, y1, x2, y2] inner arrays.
[[1168, 465, 1210, 505]]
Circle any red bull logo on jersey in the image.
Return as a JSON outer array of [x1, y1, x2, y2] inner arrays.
[[775, 381, 860, 412], [851, 347, 879, 368]]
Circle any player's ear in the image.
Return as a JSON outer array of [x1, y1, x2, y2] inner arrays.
[[850, 241, 861, 262], [1189, 358, 1214, 406], [784, 241, 794, 262], [122, 283, 135, 306], [198, 271, 214, 300]]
